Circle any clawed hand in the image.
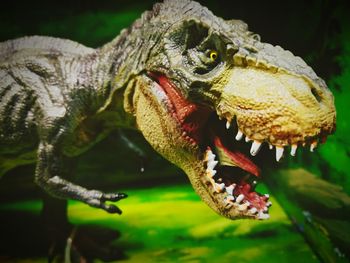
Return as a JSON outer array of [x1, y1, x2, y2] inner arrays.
[[86, 191, 128, 214]]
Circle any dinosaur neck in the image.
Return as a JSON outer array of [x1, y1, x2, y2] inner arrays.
[[93, 29, 136, 101], [92, 11, 155, 115], [84, 10, 158, 130]]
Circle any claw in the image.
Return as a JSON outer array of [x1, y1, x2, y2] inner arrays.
[[106, 205, 122, 214], [111, 193, 128, 201], [102, 193, 128, 202], [115, 193, 128, 200]]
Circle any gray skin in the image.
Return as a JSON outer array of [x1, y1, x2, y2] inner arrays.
[[0, 0, 335, 219]]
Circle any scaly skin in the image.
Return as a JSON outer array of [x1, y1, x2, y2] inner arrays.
[[0, 0, 335, 221]]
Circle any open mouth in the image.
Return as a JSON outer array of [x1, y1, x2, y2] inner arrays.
[[146, 71, 326, 220], [202, 115, 271, 219]]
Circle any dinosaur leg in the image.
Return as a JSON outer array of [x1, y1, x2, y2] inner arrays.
[[42, 194, 126, 262], [39, 150, 126, 262], [35, 141, 127, 213], [41, 195, 71, 262]]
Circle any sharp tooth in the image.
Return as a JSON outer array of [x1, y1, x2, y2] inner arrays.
[[206, 169, 217, 178], [215, 183, 225, 192], [250, 141, 262, 156], [258, 212, 270, 220], [238, 205, 246, 211], [225, 184, 236, 195], [225, 203, 233, 209], [236, 194, 244, 203], [225, 195, 235, 203], [269, 144, 273, 150], [235, 130, 243, 141], [249, 207, 258, 214], [310, 141, 317, 152], [226, 121, 231, 129], [275, 146, 284, 162], [206, 171, 212, 179], [208, 153, 215, 162], [290, 144, 297, 156], [264, 194, 270, 199], [205, 149, 212, 160], [206, 150, 216, 162], [266, 201, 272, 207], [238, 203, 249, 211], [207, 160, 218, 171], [245, 136, 251, 142]]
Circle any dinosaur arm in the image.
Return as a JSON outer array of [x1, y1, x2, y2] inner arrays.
[[35, 140, 127, 214]]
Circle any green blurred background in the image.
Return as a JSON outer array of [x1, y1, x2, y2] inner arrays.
[[0, 0, 349, 262]]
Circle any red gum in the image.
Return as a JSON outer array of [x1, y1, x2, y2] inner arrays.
[[234, 182, 268, 209], [150, 72, 211, 143], [213, 136, 260, 177]]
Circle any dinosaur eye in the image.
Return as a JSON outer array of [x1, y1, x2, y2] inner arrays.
[[209, 50, 218, 61]]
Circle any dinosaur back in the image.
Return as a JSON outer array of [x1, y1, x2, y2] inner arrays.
[[0, 35, 95, 62]]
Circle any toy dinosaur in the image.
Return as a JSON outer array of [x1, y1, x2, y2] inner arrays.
[[0, 0, 335, 224]]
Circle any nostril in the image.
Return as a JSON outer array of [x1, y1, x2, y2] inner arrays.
[[311, 87, 322, 103]]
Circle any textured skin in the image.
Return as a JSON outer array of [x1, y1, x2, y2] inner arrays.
[[0, 0, 336, 219]]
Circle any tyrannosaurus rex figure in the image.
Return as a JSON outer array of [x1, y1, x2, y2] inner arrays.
[[0, 0, 336, 256]]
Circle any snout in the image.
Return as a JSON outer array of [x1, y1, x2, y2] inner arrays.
[[216, 67, 336, 146]]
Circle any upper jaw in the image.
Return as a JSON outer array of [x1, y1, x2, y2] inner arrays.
[[192, 98, 333, 220], [194, 67, 336, 219], [215, 66, 336, 149]]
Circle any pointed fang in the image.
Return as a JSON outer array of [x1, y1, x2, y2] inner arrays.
[[215, 183, 225, 193], [225, 195, 235, 203], [250, 141, 262, 156], [225, 184, 235, 195], [310, 141, 318, 152], [290, 144, 297, 156], [226, 121, 231, 129], [236, 194, 244, 203], [206, 169, 217, 178], [207, 160, 218, 171], [249, 207, 258, 214], [276, 146, 284, 162], [258, 212, 270, 220], [206, 149, 216, 162], [235, 130, 243, 141], [238, 203, 249, 211]]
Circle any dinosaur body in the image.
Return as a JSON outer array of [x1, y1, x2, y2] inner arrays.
[[0, 0, 335, 221]]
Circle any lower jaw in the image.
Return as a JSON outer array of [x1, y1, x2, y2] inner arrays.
[[179, 117, 271, 220], [201, 146, 270, 220]]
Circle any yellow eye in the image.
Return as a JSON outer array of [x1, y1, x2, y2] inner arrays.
[[209, 50, 218, 61]]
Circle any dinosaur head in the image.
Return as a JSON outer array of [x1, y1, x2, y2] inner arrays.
[[124, 0, 336, 220]]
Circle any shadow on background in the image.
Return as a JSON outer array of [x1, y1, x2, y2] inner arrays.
[[0, 210, 47, 259]]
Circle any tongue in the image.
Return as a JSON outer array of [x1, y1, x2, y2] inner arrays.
[[213, 136, 260, 177]]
